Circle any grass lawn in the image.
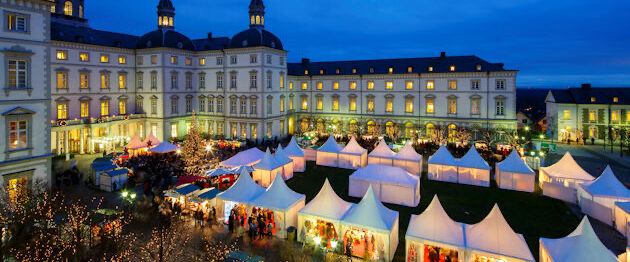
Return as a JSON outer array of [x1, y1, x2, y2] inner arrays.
[[286, 161, 580, 262]]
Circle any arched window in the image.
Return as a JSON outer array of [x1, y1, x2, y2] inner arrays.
[[300, 118, 309, 133], [426, 123, 435, 138], [251, 16, 255, 25], [367, 121, 376, 135], [386, 122, 394, 137], [64, 1, 73, 16], [349, 120, 358, 134], [168, 17, 173, 26], [256, 15, 260, 24], [405, 123, 414, 138], [316, 119, 325, 133], [448, 124, 457, 143], [78, 5, 83, 18]]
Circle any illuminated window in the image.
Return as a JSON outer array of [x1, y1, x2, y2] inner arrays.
[[389, 67, 394, 73], [151, 55, 157, 64], [118, 74, 127, 89], [476, 64, 482, 71], [289, 82, 293, 90], [613, 97, 619, 103], [8, 60, 27, 88], [426, 123, 435, 137], [589, 110, 597, 121], [386, 97, 393, 112], [79, 5, 83, 18], [563, 110, 571, 120], [405, 97, 414, 113], [349, 97, 357, 111], [170, 56, 177, 64], [56, 50, 67, 60], [7, 14, 27, 32], [428, 66, 434, 72], [450, 65, 456, 71], [301, 82, 308, 90], [448, 99, 457, 114], [336, 68, 340, 74], [64, 1, 73, 16], [118, 56, 126, 64], [320, 69, 324, 75], [280, 99, 284, 112], [100, 54, 109, 63], [57, 103, 67, 119], [471, 98, 480, 115], [171, 124, 178, 138], [199, 58, 206, 66], [80, 73, 89, 89], [100, 101, 109, 116], [352, 68, 357, 74], [185, 57, 192, 66], [408, 67, 413, 73], [350, 81, 357, 90], [367, 97, 374, 112], [448, 80, 457, 90], [119, 100, 127, 115], [80, 102, 89, 118], [279, 75, 284, 88], [406, 81, 414, 90], [51, 5, 55, 13], [80, 52, 89, 62], [56, 72, 67, 89], [426, 81, 434, 90], [333, 82, 339, 90], [301, 97, 308, 110], [627, 111, 630, 123], [316, 96, 323, 110], [367, 81, 374, 90], [332, 96, 339, 111], [317, 82, 323, 90], [289, 96, 294, 110], [612, 110, 619, 122], [386, 81, 393, 90], [304, 70, 308, 75], [426, 99, 434, 113], [101, 73, 110, 89], [8, 121, 28, 150]]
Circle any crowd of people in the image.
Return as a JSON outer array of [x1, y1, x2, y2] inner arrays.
[[158, 198, 218, 228], [227, 206, 276, 240]]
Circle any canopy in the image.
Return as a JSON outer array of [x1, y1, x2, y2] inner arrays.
[[284, 136, 305, 156], [92, 163, 117, 172], [254, 148, 283, 170], [125, 135, 146, 150], [369, 139, 395, 159], [217, 170, 265, 203], [541, 152, 594, 181], [173, 183, 200, 196], [341, 136, 367, 155], [497, 150, 535, 175], [351, 164, 418, 186], [104, 168, 129, 177], [149, 141, 179, 154], [395, 142, 422, 161], [318, 136, 342, 153], [299, 179, 353, 220], [465, 204, 534, 261], [189, 187, 221, 204], [274, 146, 293, 165], [143, 132, 160, 147], [458, 146, 490, 170], [580, 165, 630, 198], [406, 195, 465, 247], [428, 145, 457, 166], [540, 217, 617, 262], [220, 147, 265, 167], [249, 172, 305, 211], [342, 185, 398, 231]]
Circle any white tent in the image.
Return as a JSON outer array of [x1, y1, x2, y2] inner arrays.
[[406, 196, 465, 262], [614, 202, 630, 237], [496, 150, 536, 192], [316, 136, 342, 167], [465, 204, 534, 262], [578, 166, 630, 222], [539, 152, 594, 189], [249, 172, 306, 238], [149, 141, 179, 154], [393, 142, 423, 176], [428, 145, 458, 183], [348, 164, 420, 207], [143, 132, 160, 147], [457, 146, 490, 187], [368, 139, 396, 166], [217, 170, 265, 221], [125, 135, 146, 150], [220, 147, 265, 167], [341, 186, 399, 262], [274, 146, 294, 180], [297, 179, 353, 248], [540, 217, 618, 262], [253, 148, 284, 187], [338, 136, 368, 170], [284, 136, 306, 172]]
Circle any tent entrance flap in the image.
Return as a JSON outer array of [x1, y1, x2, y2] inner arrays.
[[407, 242, 460, 262], [302, 218, 341, 249], [342, 226, 387, 261]]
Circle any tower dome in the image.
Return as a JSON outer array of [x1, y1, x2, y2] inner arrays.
[[229, 0, 283, 50], [136, 0, 195, 51]]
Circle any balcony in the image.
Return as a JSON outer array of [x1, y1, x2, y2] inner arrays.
[[51, 114, 147, 127]]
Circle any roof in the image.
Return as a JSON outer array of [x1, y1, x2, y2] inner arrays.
[[369, 139, 395, 159], [340, 136, 367, 155], [253, 148, 282, 170], [540, 152, 594, 181], [229, 28, 283, 50], [428, 145, 457, 166], [548, 87, 630, 105], [283, 136, 304, 156], [143, 132, 160, 147], [465, 205, 534, 261], [273, 146, 293, 165], [580, 166, 630, 198], [458, 147, 490, 170], [174, 183, 200, 196], [192, 37, 231, 51], [105, 169, 129, 177], [220, 147, 265, 167], [136, 29, 196, 51], [288, 55, 508, 76], [249, 172, 305, 211], [341, 185, 398, 232], [217, 170, 265, 203], [317, 136, 342, 153], [616, 201, 630, 214], [149, 142, 179, 154], [299, 179, 353, 221], [125, 136, 146, 150], [406, 196, 465, 247], [497, 150, 535, 175], [51, 22, 139, 49], [194, 188, 221, 201], [92, 163, 117, 172], [540, 217, 617, 262], [351, 164, 419, 187], [395, 142, 423, 161]]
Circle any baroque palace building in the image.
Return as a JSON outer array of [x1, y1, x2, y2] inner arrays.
[[41, 0, 516, 155]]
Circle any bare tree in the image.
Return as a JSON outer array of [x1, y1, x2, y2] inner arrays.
[[457, 127, 472, 145], [431, 125, 448, 145], [132, 220, 193, 262]]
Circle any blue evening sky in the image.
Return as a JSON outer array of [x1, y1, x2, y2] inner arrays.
[[86, 0, 630, 88]]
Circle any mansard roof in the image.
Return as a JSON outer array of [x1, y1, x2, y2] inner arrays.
[[549, 86, 630, 105], [51, 22, 138, 49]]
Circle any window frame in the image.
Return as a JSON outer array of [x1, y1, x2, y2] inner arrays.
[[5, 11, 29, 34], [5, 114, 32, 152]]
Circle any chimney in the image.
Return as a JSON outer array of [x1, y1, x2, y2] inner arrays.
[[440, 52, 446, 58], [581, 83, 591, 89], [207, 32, 213, 39], [302, 58, 310, 66]]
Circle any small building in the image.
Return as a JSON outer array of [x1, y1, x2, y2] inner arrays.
[[368, 139, 396, 166], [496, 150, 536, 192], [539, 152, 594, 203], [253, 149, 284, 187], [100, 168, 129, 192], [393, 142, 423, 177]]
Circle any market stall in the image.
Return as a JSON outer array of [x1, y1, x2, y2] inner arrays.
[[465, 205, 534, 262], [540, 217, 618, 262], [340, 186, 399, 262], [539, 152, 594, 189], [284, 136, 306, 172], [99, 168, 129, 192], [615, 202, 630, 237], [274, 146, 294, 180], [348, 164, 420, 207], [338, 137, 368, 170], [188, 187, 221, 216], [125, 135, 147, 156], [143, 132, 160, 147], [428, 145, 458, 183], [253, 149, 284, 187], [316, 136, 342, 168], [87, 209, 122, 247], [495, 150, 536, 192], [248, 173, 306, 238], [578, 165, 630, 225], [217, 170, 265, 222], [221, 147, 265, 167], [164, 183, 201, 212], [298, 179, 353, 251], [91, 161, 117, 186], [406, 196, 465, 262], [368, 139, 395, 166], [393, 142, 423, 177], [457, 147, 490, 187], [149, 141, 179, 154]]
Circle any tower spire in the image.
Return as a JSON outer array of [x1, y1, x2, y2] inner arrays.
[[157, 0, 175, 29], [249, 0, 265, 29]]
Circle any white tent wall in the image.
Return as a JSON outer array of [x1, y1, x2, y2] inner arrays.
[[458, 167, 490, 187], [464, 248, 533, 262], [252, 167, 283, 187], [393, 159, 422, 177], [496, 169, 535, 193], [281, 162, 294, 180], [614, 205, 630, 236], [338, 152, 368, 170], [348, 177, 419, 207], [428, 164, 458, 183], [288, 155, 306, 172], [539, 169, 590, 190], [389, 219, 399, 262], [369, 156, 394, 166], [579, 196, 613, 226], [296, 214, 343, 245], [339, 223, 398, 262], [578, 188, 630, 212], [316, 151, 339, 167], [305, 148, 317, 161], [405, 237, 466, 262], [541, 182, 578, 203]]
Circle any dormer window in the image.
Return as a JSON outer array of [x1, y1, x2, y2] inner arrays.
[[408, 67, 413, 73], [428, 66, 434, 72], [613, 97, 619, 103], [369, 68, 374, 73], [336, 69, 340, 74], [320, 69, 324, 75], [450, 65, 456, 71], [304, 70, 308, 75], [591, 97, 596, 103], [476, 64, 482, 71], [389, 67, 394, 74], [352, 68, 357, 74]]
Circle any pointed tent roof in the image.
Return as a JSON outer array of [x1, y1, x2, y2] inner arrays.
[[342, 185, 398, 231], [143, 132, 160, 147], [428, 145, 457, 166], [318, 136, 343, 153], [580, 166, 630, 198], [220, 147, 265, 167], [126, 135, 146, 150], [250, 172, 305, 211], [540, 217, 618, 262], [217, 170, 265, 203], [351, 164, 419, 186], [369, 139, 395, 159], [406, 196, 465, 247], [273, 146, 293, 165], [341, 136, 367, 154], [284, 136, 305, 156], [458, 146, 490, 170], [395, 141, 423, 161], [465, 205, 534, 261], [299, 179, 353, 221], [497, 150, 535, 175], [149, 141, 179, 154], [254, 148, 282, 170], [541, 152, 594, 181]]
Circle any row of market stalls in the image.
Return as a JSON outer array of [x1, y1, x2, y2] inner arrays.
[[164, 183, 221, 217], [368, 139, 423, 176], [90, 158, 129, 192], [125, 133, 161, 156], [316, 136, 368, 170]]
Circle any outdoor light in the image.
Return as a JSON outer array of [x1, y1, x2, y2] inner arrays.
[[130, 193, 136, 199], [515, 136, 519, 139], [331, 240, 338, 250], [540, 152, 545, 157], [121, 191, 128, 198], [313, 236, 321, 246], [540, 134, 545, 139], [176, 149, 181, 154], [525, 126, 530, 131], [522, 136, 526, 140], [205, 145, 212, 151], [530, 152, 535, 156]]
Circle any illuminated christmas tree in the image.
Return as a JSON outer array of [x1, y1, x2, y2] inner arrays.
[[182, 111, 205, 175]]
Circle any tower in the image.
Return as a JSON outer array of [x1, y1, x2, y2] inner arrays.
[[157, 0, 175, 29], [52, 0, 86, 19], [249, 0, 265, 29]]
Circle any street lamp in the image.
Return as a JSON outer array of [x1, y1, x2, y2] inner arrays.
[[121, 191, 129, 198]]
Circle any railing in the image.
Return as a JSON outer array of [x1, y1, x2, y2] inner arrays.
[[50, 114, 147, 127]]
